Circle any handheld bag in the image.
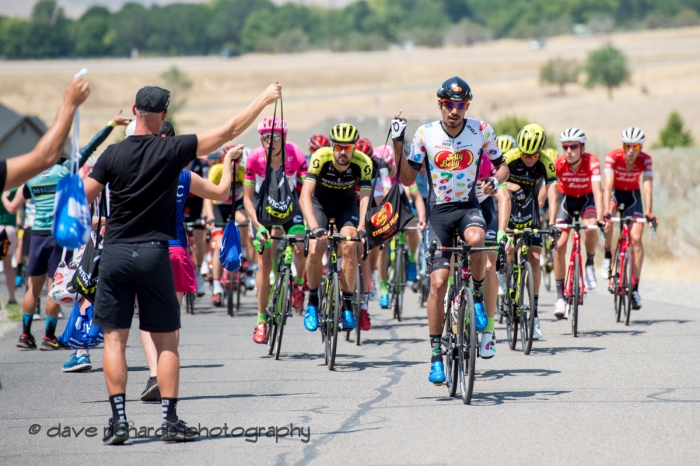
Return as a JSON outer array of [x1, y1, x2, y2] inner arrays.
[[365, 135, 414, 250], [0, 228, 9, 260], [219, 221, 242, 272], [48, 247, 82, 308], [57, 301, 104, 350], [71, 191, 105, 303], [255, 96, 299, 227]]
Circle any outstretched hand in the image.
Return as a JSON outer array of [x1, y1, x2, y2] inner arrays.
[[112, 108, 132, 127], [64, 78, 90, 108], [262, 83, 282, 105]]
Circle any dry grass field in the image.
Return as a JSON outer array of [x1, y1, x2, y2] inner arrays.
[[1, 25, 699, 279]]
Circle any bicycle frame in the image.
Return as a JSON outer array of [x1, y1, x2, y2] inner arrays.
[[565, 226, 585, 306]]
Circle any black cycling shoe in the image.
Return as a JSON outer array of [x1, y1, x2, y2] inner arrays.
[[140, 376, 161, 402], [160, 419, 200, 442], [103, 418, 129, 445]]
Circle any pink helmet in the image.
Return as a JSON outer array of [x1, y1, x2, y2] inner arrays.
[[257, 117, 288, 136], [374, 144, 395, 169]]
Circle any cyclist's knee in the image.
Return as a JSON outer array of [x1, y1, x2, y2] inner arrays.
[[340, 241, 356, 259], [463, 227, 484, 246], [429, 270, 448, 292]]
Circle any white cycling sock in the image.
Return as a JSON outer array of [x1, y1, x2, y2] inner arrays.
[[213, 280, 223, 295]]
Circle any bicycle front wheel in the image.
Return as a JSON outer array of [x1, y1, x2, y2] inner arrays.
[[328, 274, 340, 371], [355, 265, 362, 346], [623, 254, 633, 326], [613, 253, 622, 322], [505, 264, 518, 351], [444, 284, 458, 398], [519, 262, 535, 355], [458, 287, 477, 404], [275, 270, 291, 361], [572, 255, 580, 337]]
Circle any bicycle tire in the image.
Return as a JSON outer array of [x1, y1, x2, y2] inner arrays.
[[328, 274, 340, 371], [355, 265, 362, 346], [186, 293, 194, 314], [458, 286, 477, 404], [396, 249, 405, 322], [266, 311, 278, 356], [623, 254, 633, 326], [520, 262, 535, 355], [444, 284, 458, 398], [275, 270, 291, 361], [227, 286, 234, 317], [613, 252, 622, 322], [506, 265, 518, 351], [572, 255, 580, 337], [235, 271, 242, 313], [319, 277, 330, 366]]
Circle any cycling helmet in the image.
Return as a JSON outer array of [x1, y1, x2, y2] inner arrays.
[[257, 117, 288, 136], [159, 121, 175, 137], [355, 137, 374, 157], [329, 123, 359, 144], [437, 76, 473, 102], [559, 127, 586, 144], [125, 120, 136, 138], [496, 135, 516, 153], [517, 123, 547, 155], [374, 144, 396, 173], [620, 127, 646, 145], [308, 134, 330, 152]]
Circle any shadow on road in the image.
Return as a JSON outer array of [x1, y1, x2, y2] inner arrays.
[[530, 346, 605, 356], [578, 329, 645, 338], [333, 360, 422, 372], [470, 389, 571, 406], [90, 364, 224, 373], [371, 322, 427, 330], [179, 392, 312, 401], [282, 352, 361, 361], [478, 368, 561, 381], [631, 319, 694, 326], [359, 338, 423, 346]]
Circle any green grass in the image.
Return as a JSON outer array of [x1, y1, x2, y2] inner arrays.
[[4, 301, 22, 322]]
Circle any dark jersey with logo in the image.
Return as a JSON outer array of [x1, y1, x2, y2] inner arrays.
[[306, 147, 372, 202]]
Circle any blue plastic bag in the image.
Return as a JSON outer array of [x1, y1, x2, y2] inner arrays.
[[53, 174, 91, 249], [219, 221, 242, 272], [57, 301, 104, 349]]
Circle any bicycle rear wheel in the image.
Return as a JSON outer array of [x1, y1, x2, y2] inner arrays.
[[266, 309, 278, 356], [519, 262, 535, 355], [186, 293, 195, 314], [328, 274, 340, 371], [395, 250, 405, 322], [275, 270, 291, 361], [235, 271, 242, 313], [444, 284, 458, 397], [572, 255, 580, 337], [623, 254, 633, 326], [458, 287, 477, 404]]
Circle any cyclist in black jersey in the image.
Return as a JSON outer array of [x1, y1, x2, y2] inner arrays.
[[300, 123, 372, 332]]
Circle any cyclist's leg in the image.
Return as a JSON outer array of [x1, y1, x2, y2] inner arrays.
[[624, 191, 645, 285], [480, 199, 498, 342], [193, 228, 206, 268], [554, 193, 573, 303], [210, 230, 223, 293], [304, 197, 329, 330], [337, 203, 359, 315], [253, 224, 273, 316], [527, 241, 543, 309]]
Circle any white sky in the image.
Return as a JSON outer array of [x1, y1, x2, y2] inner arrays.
[[0, 0, 357, 19]]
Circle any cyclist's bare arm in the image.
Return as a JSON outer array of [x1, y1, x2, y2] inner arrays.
[[537, 182, 547, 210], [5, 79, 90, 190], [3, 187, 25, 214], [603, 172, 614, 212], [496, 189, 511, 232], [242, 184, 259, 229], [190, 145, 240, 201], [195, 84, 281, 157], [547, 183, 558, 225], [592, 178, 604, 222], [300, 180, 319, 230], [410, 188, 427, 227], [358, 189, 370, 232], [203, 199, 214, 224], [642, 176, 653, 216]]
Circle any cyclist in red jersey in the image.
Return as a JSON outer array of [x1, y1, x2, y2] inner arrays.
[[602, 127, 656, 310], [552, 128, 605, 318]]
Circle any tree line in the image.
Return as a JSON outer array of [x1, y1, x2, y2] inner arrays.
[[1, 0, 700, 59]]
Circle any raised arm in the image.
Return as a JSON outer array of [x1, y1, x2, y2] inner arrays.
[[3, 188, 25, 214], [195, 84, 281, 157], [5, 79, 90, 190], [190, 145, 242, 201], [74, 109, 132, 169]]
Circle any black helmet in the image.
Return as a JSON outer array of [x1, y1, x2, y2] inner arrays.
[[437, 76, 473, 102], [159, 121, 175, 137]]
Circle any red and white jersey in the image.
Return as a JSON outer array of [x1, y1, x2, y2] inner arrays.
[[555, 152, 601, 197], [604, 148, 653, 191]]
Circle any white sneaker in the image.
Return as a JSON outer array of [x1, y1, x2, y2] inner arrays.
[[33, 313, 41, 321], [245, 275, 256, 291], [585, 265, 597, 290], [601, 258, 611, 279], [533, 317, 542, 340], [212, 280, 224, 295], [554, 299, 566, 319], [631, 291, 642, 310], [480, 332, 496, 358], [497, 272, 506, 296], [196, 273, 205, 297], [200, 261, 209, 276]]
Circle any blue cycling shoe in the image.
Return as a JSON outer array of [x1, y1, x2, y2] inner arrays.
[[379, 293, 390, 309], [342, 310, 356, 330], [15, 275, 23, 287], [304, 305, 319, 332], [474, 300, 487, 332], [429, 360, 446, 385], [407, 261, 417, 281]]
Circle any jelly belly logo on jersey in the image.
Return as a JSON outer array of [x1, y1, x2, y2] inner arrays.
[[434, 150, 474, 171], [371, 202, 394, 228]]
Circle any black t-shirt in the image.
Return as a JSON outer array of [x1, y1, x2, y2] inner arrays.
[[0, 160, 7, 192], [89, 134, 198, 243]]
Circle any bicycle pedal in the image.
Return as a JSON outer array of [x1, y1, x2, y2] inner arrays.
[[432, 382, 444, 387]]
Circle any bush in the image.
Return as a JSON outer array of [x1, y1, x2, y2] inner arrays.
[[274, 29, 310, 53], [540, 57, 580, 94], [586, 13, 615, 35], [491, 115, 556, 150], [585, 43, 630, 99], [675, 9, 700, 27], [397, 28, 443, 48], [655, 111, 694, 148], [330, 32, 386, 52], [442, 19, 493, 47]]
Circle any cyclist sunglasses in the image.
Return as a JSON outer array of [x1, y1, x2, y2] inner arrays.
[[562, 143, 580, 151], [623, 143, 641, 151], [261, 133, 282, 142], [333, 143, 355, 152], [522, 152, 540, 159], [440, 99, 469, 110]]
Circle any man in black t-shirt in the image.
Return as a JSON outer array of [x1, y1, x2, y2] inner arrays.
[[83, 83, 281, 444], [184, 158, 208, 295]]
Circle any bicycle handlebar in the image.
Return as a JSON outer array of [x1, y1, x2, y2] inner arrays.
[[303, 231, 368, 259], [506, 228, 554, 235], [609, 217, 657, 239]]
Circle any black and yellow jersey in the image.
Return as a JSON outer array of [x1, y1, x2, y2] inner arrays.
[[306, 148, 372, 201], [503, 148, 557, 196]]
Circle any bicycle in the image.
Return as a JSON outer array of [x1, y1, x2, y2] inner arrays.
[[386, 228, 414, 321], [499, 227, 554, 354], [430, 230, 503, 404], [212, 220, 246, 317], [263, 233, 306, 360], [540, 218, 555, 292], [306, 223, 367, 371], [346, 257, 365, 346], [183, 222, 202, 315], [607, 206, 656, 326], [553, 212, 604, 337], [417, 231, 430, 308]]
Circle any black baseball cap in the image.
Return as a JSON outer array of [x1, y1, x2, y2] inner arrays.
[[135, 86, 171, 113], [160, 121, 175, 137]]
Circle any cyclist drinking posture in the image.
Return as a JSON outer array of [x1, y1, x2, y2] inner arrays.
[[552, 128, 605, 318], [391, 76, 509, 384], [300, 123, 372, 332], [602, 127, 655, 310]]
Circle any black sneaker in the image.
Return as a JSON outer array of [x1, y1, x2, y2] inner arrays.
[[160, 419, 200, 442], [103, 418, 129, 445], [17, 334, 37, 349], [140, 376, 161, 402]]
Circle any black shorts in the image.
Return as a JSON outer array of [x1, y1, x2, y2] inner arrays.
[[556, 192, 597, 224], [427, 201, 486, 271], [22, 226, 32, 258], [27, 233, 71, 278], [312, 196, 359, 231], [184, 197, 204, 229], [213, 203, 233, 226], [92, 241, 180, 333], [507, 218, 543, 249], [611, 189, 643, 218], [481, 197, 498, 241]]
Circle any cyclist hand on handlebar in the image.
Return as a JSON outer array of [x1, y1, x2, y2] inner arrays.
[[416, 218, 427, 232], [645, 213, 658, 229], [603, 211, 612, 234], [253, 225, 270, 252], [310, 226, 328, 241], [497, 229, 513, 254]]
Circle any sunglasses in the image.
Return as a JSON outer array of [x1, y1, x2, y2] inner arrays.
[[440, 99, 469, 110], [522, 152, 540, 159], [623, 143, 641, 151], [333, 143, 355, 152], [562, 144, 580, 151], [261, 133, 282, 142]]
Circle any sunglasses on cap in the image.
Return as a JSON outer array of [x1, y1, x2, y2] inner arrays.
[[440, 99, 469, 110], [333, 143, 355, 152], [562, 143, 580, 151], [261, 133, 282, 142], [623, 143, 641, 151]]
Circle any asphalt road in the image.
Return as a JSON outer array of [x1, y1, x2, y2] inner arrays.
[[0, 275, 699, 465]]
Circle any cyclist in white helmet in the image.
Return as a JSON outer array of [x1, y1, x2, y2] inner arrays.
[[602, 127, 656, 310]]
